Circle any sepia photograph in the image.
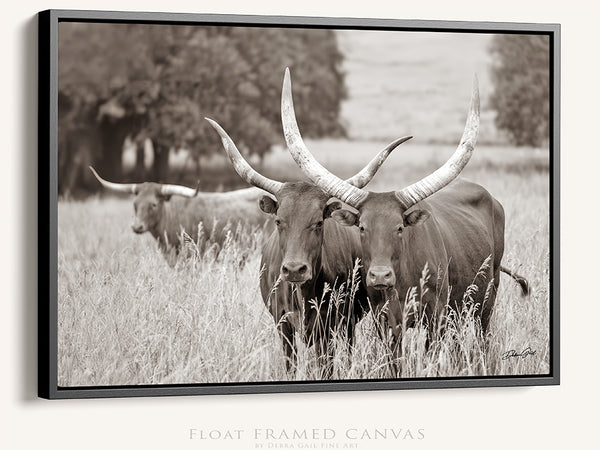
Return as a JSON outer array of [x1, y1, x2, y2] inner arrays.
[[48, 15, 556, 393]]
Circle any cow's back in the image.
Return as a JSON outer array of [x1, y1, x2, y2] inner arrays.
[[164, 188, 272, 250]]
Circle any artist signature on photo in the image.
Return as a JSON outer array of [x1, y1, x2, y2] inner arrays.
[[502, 346, 537, 360]]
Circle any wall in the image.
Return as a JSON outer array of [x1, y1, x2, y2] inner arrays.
[[2, 1, 597, 449]]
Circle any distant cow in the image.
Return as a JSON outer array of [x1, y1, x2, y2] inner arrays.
[[280, 69, 529, 354], [207, 116, 410, 370], [90, 167, 272, 264]]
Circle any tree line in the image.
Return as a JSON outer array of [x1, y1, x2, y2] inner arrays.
[[57, 25, 551, 196], [58, 23, 346, 195]]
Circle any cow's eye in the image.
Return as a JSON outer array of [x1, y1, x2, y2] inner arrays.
[[359, 225, 365, 233], [275, 219, 281, 226], [397, 225, 404, 233], [151, 203, 157, 209], [315, 220, 323, 229]]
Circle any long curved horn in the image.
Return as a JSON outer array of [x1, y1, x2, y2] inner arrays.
[[346, 135, 413, 188], [205, 118, 284, 195], [281, 68, 369, 208], [394, 76, 480, 209], [89, 166, 139, 194], [160, 183, 199, 198]]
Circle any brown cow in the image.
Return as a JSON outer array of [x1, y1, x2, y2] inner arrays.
[[280, 69, 529, 355], [90, 167, 272, 264]]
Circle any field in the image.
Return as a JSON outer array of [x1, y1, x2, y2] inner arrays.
[[57, 140, 550, 386], [336, 30, 500, 144]]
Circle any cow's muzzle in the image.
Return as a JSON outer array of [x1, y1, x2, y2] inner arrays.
[[281, 261, 311, 284], [367, 266, 396, 290], [131, 223, 146, 234]]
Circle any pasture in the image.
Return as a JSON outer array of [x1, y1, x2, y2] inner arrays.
[[57, 140, 550, 386]]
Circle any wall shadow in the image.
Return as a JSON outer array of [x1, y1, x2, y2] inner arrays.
[[19, 14, 39, 402]]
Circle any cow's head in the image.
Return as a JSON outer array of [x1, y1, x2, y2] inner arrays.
[[281, 68, 480, 291], [206, 116, 410, 285], [130, 183, 171, 234], [259, 182, 342, 283], [331, 192, 431, 290], [89, 167, 198, 235]]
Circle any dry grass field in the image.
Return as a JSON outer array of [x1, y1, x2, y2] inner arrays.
[[57, 140, 550, 386]]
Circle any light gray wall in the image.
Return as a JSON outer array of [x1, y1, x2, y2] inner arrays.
[[3, 1, 595, 450]]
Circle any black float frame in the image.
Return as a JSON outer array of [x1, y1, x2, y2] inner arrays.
[[38, 9, 561, 399]]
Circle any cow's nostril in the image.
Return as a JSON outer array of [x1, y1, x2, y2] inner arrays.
[[281, 262, 310, 280], [367, 266, 395, 287]]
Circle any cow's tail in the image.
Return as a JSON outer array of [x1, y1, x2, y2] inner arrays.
[[500, 265, 530, 296]]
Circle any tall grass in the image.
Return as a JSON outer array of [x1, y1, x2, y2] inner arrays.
[[57, 143, 549, 386]]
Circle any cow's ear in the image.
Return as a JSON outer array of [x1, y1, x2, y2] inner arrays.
[[331, 209, 359, 227], [323, 201, 343, 219], [403, 209, 430, 227], [259, 196, 278, 215]]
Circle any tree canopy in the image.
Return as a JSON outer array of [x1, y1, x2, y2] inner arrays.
[[489, 34, 550, 147], [58, 23, 346, 190]]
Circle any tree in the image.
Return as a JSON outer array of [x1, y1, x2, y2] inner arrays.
[[489, 34, 550, 147], [58, 23, 152, 184], [58, 23, 346, 191]]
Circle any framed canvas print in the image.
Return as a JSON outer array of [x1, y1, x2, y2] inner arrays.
[[38, 9, 560, 399]]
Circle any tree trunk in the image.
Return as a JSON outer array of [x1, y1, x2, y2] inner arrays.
[[134, 139, 146, 179], [98, 119, 126, 181], [151, 142, 170, 183], [97, 115, 144, 182]]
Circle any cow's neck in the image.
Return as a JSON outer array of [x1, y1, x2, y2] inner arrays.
[[149, 203, 173, 249], [297, 253, 323, 302], [395, 220, 449, 306], [298, 283, 313, 300]]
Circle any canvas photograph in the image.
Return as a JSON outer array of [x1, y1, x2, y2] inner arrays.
[[42, 12, 558, 396]]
